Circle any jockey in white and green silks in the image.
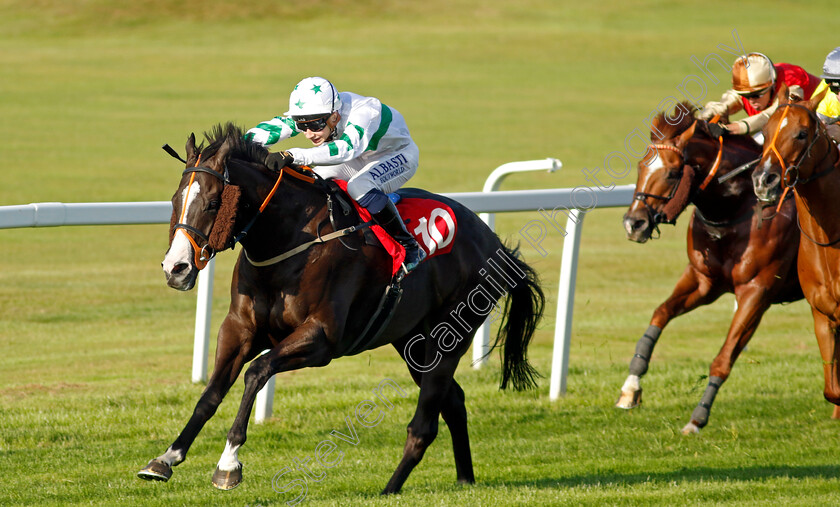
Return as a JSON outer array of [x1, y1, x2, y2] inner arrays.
[[245, 76, 426, 273]]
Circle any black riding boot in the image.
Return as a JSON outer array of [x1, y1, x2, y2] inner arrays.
[[372, 200, 427, 273]]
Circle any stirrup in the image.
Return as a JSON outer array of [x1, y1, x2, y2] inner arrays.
[[401, 247, 427, 275]]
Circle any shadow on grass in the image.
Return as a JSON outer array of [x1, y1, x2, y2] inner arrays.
[[485, 464, 840, 489]]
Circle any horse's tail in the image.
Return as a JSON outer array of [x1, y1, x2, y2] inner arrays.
[[492, 243, 545, 391]]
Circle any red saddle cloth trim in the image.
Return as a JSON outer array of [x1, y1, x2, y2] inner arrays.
[[333, 181, 458, 275]]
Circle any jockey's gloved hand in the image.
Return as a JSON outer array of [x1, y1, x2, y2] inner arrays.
[[697, 101, 727, 121], [707, 122, 729, 138], [265, 151, 295, 172]]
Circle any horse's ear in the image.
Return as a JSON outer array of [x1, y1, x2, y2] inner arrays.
[[805, 87, 829, 112], [185, 133, 198, 166], [778, 83, 790, 106], [676, 121, 697, 150], [213, 135, 235, 165]]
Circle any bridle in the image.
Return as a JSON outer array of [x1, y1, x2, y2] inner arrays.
[[634, 120, 726, 214], [166, 144, 369, 270], [172, 155, 230, 270], [633, 123, 735, 235], [169, 148, 317, 270], [764, 103, 835, 192], [633, 143, 685, 229], [762, 102, 840, 246]]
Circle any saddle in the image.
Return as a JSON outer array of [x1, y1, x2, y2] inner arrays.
[[327, 180, 458, 277]]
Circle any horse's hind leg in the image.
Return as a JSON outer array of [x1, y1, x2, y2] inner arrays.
[[393, 338, 474, 488], [382, 354, 461, 495], [681, 284, 770, 435], [138, 317, 252, 482], [617, 266, 720, 409], [440, 380, 474, 485]]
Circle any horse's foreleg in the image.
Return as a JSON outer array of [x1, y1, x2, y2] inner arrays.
[[811, 309, 840, 417], [211, 323, 331, 490], [138, 316, 253, 482], [617, 266, 719, 409], [681, 284, 770, 434]]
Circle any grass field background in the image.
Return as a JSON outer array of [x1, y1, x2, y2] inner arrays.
[[1, 1, 838, 505]]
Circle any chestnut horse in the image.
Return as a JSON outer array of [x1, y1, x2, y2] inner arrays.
[[137, 124, 545, 493], [751, 90, 840, 418], [619, 104, 802, 434]]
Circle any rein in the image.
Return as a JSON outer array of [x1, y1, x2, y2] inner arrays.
[[698, 131, 724, 191], [243, 221, 373, 267], [230, 163, 316, 246], [236, 167, 377, 267], [164, 144, 375, 269]]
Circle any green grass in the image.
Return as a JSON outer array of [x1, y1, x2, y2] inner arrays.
[[1, 1, 839, 505]]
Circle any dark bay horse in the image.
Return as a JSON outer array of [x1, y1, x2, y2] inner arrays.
[[137, 124, 545, 494], [751, 90, 840, 419], [619, 104, 802, 434]]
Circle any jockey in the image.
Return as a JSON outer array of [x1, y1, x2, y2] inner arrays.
[[698, 52, 821, 137], [245, 76, 427, 274], [815, 47, 840, 143]]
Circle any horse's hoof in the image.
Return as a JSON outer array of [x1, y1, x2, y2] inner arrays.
[[212, 466, 242, 490], [681, 422, 700, 435], [832, 405, 840, 419], [615, 389, 642, 409], [137, 459, 173, 482]]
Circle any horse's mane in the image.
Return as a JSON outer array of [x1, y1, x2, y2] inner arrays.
[[650, 101, 698, 141], [193, 123, 269, 252], [200, 122, 269, 165]]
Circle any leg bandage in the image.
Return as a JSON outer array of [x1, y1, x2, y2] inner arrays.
[[628, 325, 662, 376], [690, 376, 723, 428]]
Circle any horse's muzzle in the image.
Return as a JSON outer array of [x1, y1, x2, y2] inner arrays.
[[163, 260, 198, 291], [751, 168, 782, 203], [623, 213, 652, 243]]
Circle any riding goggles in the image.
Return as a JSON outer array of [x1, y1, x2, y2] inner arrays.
[[294, 114, 331, 132], [740, 86, 771, 99], [828, 81, 840, 94]]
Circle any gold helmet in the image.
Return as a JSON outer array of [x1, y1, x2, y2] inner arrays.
[[731, 52, 776, 95]]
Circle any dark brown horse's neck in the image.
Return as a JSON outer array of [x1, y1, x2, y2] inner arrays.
[[237, 166, 329, 262], [793, 142, 840, 246], [688, 136, 759, 224]]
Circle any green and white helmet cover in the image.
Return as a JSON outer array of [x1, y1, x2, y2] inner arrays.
[[284, 77, 342, 117]]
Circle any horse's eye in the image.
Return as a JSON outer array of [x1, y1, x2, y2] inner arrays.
[[666, 170, 681, 181], [206, 200, 220, 212], [795, 129, 808, 140]]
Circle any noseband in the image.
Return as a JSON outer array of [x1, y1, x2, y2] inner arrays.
[[172, 158, 230, 270]]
